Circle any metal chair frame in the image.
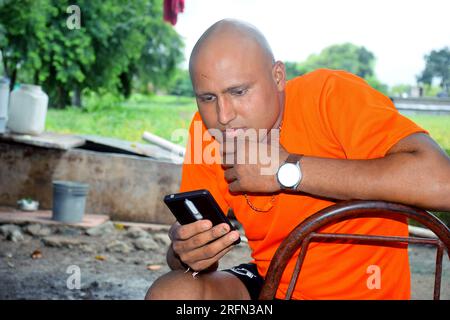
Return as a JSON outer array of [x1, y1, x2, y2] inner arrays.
[[259, 200, 450, 300]]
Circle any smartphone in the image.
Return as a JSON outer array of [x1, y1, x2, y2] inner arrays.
[[164, 189, 240, 245]]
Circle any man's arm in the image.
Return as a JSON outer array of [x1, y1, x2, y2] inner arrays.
[[224, 133, 450, 211], [297, 133, 450, 211]]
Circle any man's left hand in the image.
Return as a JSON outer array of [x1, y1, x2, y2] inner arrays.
[[221, 135, 289, 193]]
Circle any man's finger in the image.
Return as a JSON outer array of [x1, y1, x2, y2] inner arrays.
[[228, 180, 242, 193], [182, 230, 240, 265], [174, 223, 230, 253], [224, 167, 238, 183], [173, 219, 213, 241], [189, 244, 235, 272], [168, 222, 181, 241]]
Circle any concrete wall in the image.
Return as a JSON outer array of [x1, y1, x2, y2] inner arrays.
[[0, 141, 181, 224]]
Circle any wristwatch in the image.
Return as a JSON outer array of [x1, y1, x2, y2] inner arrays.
[[276, 154, 303, 190]]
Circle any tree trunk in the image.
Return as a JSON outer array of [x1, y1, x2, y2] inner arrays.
[[119, 71, 132, 99], [57, 86, 70, 109], [1, 56, 17, 91], [49, 85, 70, 109], [72, 85, 82, 107], [9, 68, 17, 92], [33, 70, 40, 86]]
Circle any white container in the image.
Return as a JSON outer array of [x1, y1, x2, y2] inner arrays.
[[0, 117, 6, 133], [0, 78, 10, 134], [8, 84, 49, 135]]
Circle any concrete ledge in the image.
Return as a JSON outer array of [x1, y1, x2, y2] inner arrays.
[[0, 141, 181, 224], [0, 207, 109, 228]]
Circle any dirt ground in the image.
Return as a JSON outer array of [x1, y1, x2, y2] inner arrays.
[[0, 221, 448, 300]]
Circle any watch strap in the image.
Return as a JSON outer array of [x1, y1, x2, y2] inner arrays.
[[285, 153, 303, 164]]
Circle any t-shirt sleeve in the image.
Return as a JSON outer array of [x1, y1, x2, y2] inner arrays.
[[320, 71, 428, 159], [179, 112, 229, 214]]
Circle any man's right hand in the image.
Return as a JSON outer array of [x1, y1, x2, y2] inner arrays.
[[168, 220, 240, 272]]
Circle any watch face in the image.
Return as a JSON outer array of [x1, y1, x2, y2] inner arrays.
[[277, 163, 301, 188]]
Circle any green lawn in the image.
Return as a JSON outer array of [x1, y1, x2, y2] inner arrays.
[[408, 114, 450, 155], [46, 94, 197, 143]]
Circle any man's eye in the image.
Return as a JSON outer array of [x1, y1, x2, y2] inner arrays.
[[232, 89, 248, 96], [200, 95, 215, 102]]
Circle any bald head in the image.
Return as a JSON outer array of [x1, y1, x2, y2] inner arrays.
[[189, 19, 275, 78]]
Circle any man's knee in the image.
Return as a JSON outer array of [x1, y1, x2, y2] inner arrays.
[[145, 270, 206, 300]]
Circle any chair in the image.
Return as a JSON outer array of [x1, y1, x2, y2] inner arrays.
[[259, 200, 450, 300]]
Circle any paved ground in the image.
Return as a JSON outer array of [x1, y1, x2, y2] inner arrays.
[[0, 221, 448, 300]]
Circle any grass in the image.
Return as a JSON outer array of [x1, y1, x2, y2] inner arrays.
[[46, 94, 197, 144], [408, 114, 450, 156]]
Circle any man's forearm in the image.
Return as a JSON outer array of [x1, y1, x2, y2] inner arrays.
[[298, 151, 450, 211]]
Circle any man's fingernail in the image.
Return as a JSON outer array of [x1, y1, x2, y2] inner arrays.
[[229, 232, 239, 241], [203, 222, 212, 230], [221, 225, 229, 235]]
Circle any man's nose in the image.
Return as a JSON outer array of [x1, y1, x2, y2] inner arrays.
[[217, 96, 236, 125]]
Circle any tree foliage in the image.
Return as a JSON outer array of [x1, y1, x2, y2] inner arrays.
[[0, 0, 184, 108], [285, 43, 388, 94], [417, 47, 450, 95], [166, 69, 194, 97]]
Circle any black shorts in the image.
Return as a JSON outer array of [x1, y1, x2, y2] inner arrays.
[[222, 263, 265, 300]]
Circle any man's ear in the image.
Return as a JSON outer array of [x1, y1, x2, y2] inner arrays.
[[272, 61, 286, 91]]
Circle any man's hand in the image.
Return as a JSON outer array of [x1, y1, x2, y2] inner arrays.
[[221, 135, 289, 193], [168, 220, 240, 272]]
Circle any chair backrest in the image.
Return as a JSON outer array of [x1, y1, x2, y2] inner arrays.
[[259, 200, 450, 300]]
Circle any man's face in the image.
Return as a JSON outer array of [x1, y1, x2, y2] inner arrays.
[[191, 38, 285, 142]]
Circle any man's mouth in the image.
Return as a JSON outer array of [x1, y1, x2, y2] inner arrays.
[[222, 127, 247, 138]]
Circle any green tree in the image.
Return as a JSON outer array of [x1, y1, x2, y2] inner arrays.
[[166, 69, 194, 97], [284, 43, 388, 94], [298, 43, 375, 78], [417, 47, 450, 96], [0, 0, 184, 108], [284, 61, 301, 80], [389, 84, 413, 98], [0, 0, 52, 91], [365, 75, 388, 95], [126, 1, 185, 97]]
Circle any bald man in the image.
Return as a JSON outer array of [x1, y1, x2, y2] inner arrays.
[[146, 19, 450, 300]]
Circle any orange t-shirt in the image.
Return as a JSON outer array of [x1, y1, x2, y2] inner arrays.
[[179, 69, 428, 299]]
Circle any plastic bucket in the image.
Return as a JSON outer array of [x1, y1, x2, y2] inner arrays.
[[52, 180, 89, 223]]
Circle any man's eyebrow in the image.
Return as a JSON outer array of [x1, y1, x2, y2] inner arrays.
[[195, 82, 254, 97], [195, 91, 215, 98], [223, 83, 251, 93]]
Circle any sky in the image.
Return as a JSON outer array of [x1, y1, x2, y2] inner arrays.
[[174, 0, 450, 87]]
